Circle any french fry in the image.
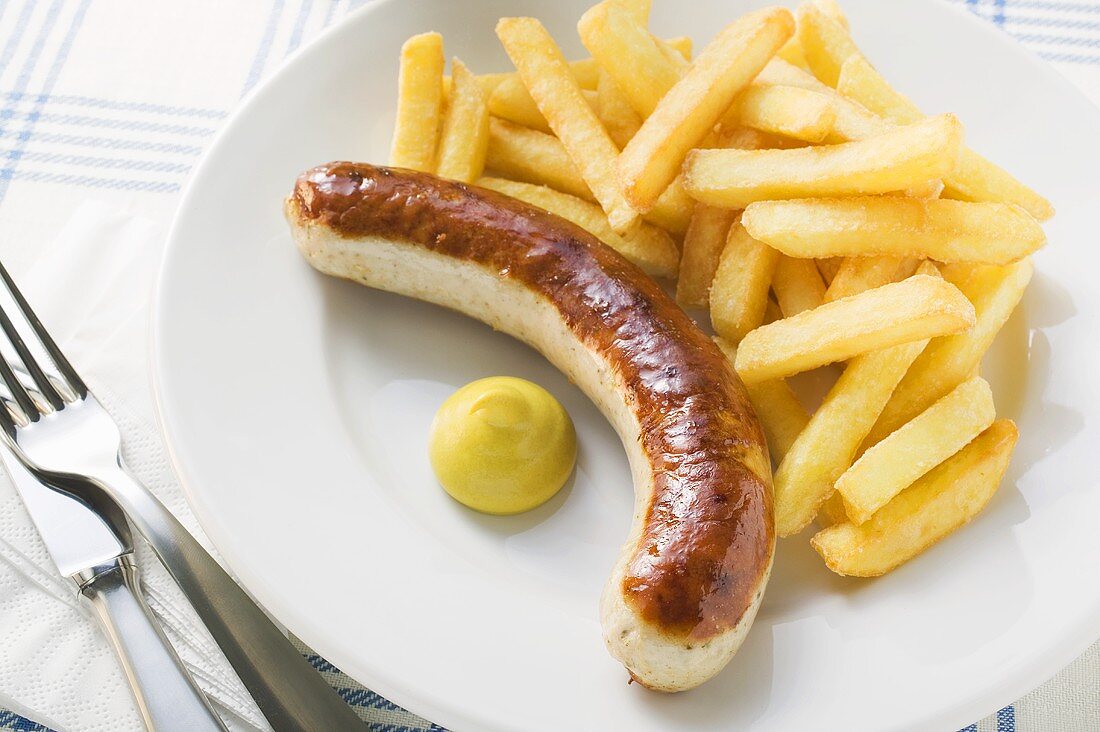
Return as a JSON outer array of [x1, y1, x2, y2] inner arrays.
[[578, 2, 685, 118], [727, 85, 836, 143], [390, 32, 446, 172], [816, 257, 843, 285], [664, 36, 694, 61], [596, 70, 643, 148], [496, 17, 638, 232], [477, 177, 678, 277], [824, 255, 915, 303], [835, 54, 1054, 220], [718, 124, 805, 151], [715, 338, 810, 463], [812, 420, 1018, 577], [487, 74, 600, 133], [867, 259, 1033, 446], [676, 205, 738, 308], [610, 0, 651, 23], [684, 114, 963, 208], [711, 222, 781, 343], [734, 274, 976, 384], [838, 377, 996, 525], [646, 178, 694, 236], [435, 59, 491, 183], [485, 118, 591, 199], [740, 197, 1045, 264], [817, 492, 849, 527], [772, 254, 827, 317], [812, 0, 850, 28], [797, 3, 861, 86], [484, 118, 689, 235], [618, 8, 795, 212], [772, 338, 928, 536]]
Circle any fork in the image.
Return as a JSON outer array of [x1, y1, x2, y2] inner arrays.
[[0, 261, 365, 732]]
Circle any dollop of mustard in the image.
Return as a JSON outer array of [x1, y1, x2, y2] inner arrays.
[[429, 377, 577, 515]]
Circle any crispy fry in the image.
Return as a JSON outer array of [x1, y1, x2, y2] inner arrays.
[[618, 8, 795, 212], [729, 84, 836, 143], [478, 177, 678, 277], [734, 274, 975, 384], [741, 197, 1045, 264], [646, 178, 694, 235], [718, 124, 805, 150], [867, 260, 1033, 446], [715, 338, 809, 463], [684, 114, 963, 208], [824, 255, 915, 303], [812, 0, 849, 28], [596, 70, 643, 148], [390, 32, 446, 172], [817, 492, 849, 527], [812, 420, 1018, 577], [435, 59, 491, 183], [816, 257, 843, 285], [488, 74, 600, 133], [496, 17, 638, 232], [797, 3, 860, 86], [835, 54, 1054, 220], [711, 222, 781, 342], [772, 338, 928, 536], [485, 118, 591, 199], [772, 255, 827, 317], [838, 377, 996, 525], [676, 205, 738, 308], [578, 2, 684, 118]]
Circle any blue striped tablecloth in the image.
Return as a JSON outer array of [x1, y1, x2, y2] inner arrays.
[[0, 1, 1097, 730]]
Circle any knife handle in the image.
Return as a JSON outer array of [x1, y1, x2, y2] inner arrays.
[[80, 555, 227, 732], [90, 463, 365, 731]]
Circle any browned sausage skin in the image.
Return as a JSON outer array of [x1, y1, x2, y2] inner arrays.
[[287, 162, 774, 690]]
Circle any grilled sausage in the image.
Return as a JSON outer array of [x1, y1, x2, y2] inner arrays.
[[285, 162, 774, 691]]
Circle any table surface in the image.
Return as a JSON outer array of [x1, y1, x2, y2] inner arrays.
[[0, 1, 1097, 731]]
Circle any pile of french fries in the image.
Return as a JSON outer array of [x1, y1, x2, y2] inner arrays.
[[386, 0, 1051, 578]]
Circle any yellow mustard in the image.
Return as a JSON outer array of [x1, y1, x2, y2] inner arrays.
[[428, 377, 577, 515]]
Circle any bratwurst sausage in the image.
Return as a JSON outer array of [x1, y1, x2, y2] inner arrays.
[[285, 162, 774, 691]]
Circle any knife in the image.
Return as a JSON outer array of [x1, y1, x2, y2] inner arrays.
[[0, 440, 227, 731]]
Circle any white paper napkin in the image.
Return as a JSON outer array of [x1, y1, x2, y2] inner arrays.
[[0, 201, 268, 732]]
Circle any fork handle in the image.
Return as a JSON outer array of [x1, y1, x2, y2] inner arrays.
[[79, 555, 227, 732], [94, 464, 365, 731]]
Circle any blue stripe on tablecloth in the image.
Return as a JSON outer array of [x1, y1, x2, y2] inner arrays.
[[0, 110, 218, 137], [2, 91, 225, 119], [0, 128, 204, 157], [241, 0, 287, 97], [999, 705, 1017, 731], [0, 4, 35, 77], [0, 0, 89, 204], [287, 0, 315, 56]]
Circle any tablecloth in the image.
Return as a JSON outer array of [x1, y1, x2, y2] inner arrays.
[[0, 1, 1097, 730]]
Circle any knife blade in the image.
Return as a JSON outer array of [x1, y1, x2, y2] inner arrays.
[[0, 440, 226, 731]]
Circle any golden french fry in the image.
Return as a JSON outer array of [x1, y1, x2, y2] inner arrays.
[[824, 255, 915, 303], [734, 274, 976, 384], [812, 0, 849, 28], [676, 205, 738, 308], [477, 177, 678, 277], [435, 59, 491, 183], [816, 492, 849, 527], [835, 54, 1054, 221], [741, 197, 1045, 264], [488, 74, 600, 133], [484, 118, 688, 235], [390, 32, 445, 172], [816, 257, 843, 285], [867, 259, 1033, 446], [711, 222, 781, 343], [772, 338, 928, 536], [578, 2, 685, 118], [813, 420, 1018, 577], [618, 8, 795, 212], [485, 118, 591, 199], [797, 3, 860, 86], [496, 17, 638, 232], [718, 124, 805, 151], [838, 377, 996, 525], [610, 0, 651, 23], [772, 254, 827, 317], [596, 70, 642, 148], [685, 114, 963, 209], [715, 337, 809, 463], [728, 84, 836, 143]]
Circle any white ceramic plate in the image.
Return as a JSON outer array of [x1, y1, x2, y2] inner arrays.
[[154, 1, 1100, 730]]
